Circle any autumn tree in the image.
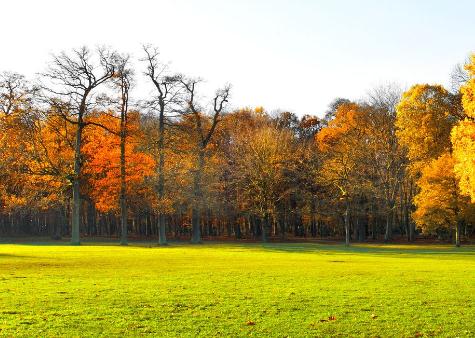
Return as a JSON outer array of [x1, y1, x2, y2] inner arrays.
[[82, 112, 155, 217], [142, 45, 182, 245], [413, 153, 475, 246], [316, 102, 372, 245], [110, 54, 134, 245], [180, 77, 230, 243], [365, 84, 406, 241], [397, 83, 471, 245], [452, 54, 475, 203], [396, 84, 458, 175], [41, 47, 117, 244], [231, 121, 295, 241]]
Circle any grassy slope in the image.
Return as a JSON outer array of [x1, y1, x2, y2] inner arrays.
[[0, 243, 474, 337]]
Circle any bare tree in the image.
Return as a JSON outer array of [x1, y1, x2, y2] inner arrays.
[[366, 83, 405, 241], [366, 82, 402, 116], [142, 45, 182, 246], [180, 77, 230, 243], [110, 54, 134, 246], [0, 72, 34, 116], [450, 61, 470, 94], [41, 46, 117, 245]]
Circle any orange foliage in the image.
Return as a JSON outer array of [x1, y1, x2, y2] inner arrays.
[[82, 112, 156, 213]]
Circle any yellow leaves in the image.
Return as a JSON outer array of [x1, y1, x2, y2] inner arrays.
[[254, 106, 265, 114], [451, 54, 475, 202], [413, 154, 454, 232], [461, 54, 475, 119], [412, 153, 475, 233], [2, 195, 27, 211], [396, 84, 454, 176], [451, 120, 475, 202]]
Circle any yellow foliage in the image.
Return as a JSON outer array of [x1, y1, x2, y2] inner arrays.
[[396, 84, 454, 175], [461, 54, 475, 118], [451, 53, 475, 202], [413, 153, 475, 233]]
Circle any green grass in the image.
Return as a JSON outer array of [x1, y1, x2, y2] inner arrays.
[[0, 242, 474, 337]]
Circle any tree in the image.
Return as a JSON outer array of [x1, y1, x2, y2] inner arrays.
[[82, 112, 155, 216], [413, 153, 475, 246], [231, 123, 295, 242], [365, 84, 406, 242], [397, 83, 471, 246], [316, 102, 371, 246], [142, 45, 182, 245], [180, 77, 230, 243], [111, 54, 134, 245], [41, 47, 117, 245], [452, 54, 475, 203], [396, 84, 457, 175]]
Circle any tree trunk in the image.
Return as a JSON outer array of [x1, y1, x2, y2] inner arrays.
[[71, 122, 83, 245], [455, 220, 461, 247], [261, 215, 269, 243], [191, 149, 205, 244], [157, 106, 167, 245], [234, 218, 242, 239], [119, 112, 128, 245], [384, 201, 393, 243], [158, 214, 167, 246], [344, 200, 350, 246]]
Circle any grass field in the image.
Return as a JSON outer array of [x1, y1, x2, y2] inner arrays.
[[0, 242, 474, 337]]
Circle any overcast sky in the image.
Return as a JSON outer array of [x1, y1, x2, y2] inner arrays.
[[1, 0, 474, 116]]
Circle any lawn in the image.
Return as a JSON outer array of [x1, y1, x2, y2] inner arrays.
[[0, 242, 474, 337]]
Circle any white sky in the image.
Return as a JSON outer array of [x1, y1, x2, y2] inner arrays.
[[1, 0, 474, 116]]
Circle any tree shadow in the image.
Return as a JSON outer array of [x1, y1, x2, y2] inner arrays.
[[0, 253, 34, 259], [254, 242, 475, 258]]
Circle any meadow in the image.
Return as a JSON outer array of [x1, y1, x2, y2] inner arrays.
[[0, 242, 474, 337]]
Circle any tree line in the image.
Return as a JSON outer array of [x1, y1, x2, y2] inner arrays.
[[1, 46, 474, 246]]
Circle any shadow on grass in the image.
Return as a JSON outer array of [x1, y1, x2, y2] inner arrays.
[[1, 239, 474, 258], [0, 253, 34, 259], [254, 242, 475, 258]]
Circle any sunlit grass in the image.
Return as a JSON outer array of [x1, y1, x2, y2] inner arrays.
[[0, 242, 474, 337]]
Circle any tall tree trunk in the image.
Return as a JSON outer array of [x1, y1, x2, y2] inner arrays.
[[71, 122, 83, 245], [384, 212, 391, 242], [455, 220, 461, 247], [234, 217, 242, 239], [119, 113, 128, 245], [191, 149, 205, 244], [384, 201, 393, 243], [261, 215, 269, 243], [344, 200, 350, 246], [157, 107, 167, 245], [158, 214, 167, 245]]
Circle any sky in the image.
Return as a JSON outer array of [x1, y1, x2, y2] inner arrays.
[[1, 0, 474, 116]]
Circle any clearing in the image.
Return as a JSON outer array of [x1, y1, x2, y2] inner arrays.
[[0, 242, 474, 337]]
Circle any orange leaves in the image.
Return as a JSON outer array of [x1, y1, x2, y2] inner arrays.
[[82, 112, 156, 213], [315, 102, 372, 155], [318, 315, 337, 322], [0, 107, 74, 212], [315, 102, 375, 198]]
